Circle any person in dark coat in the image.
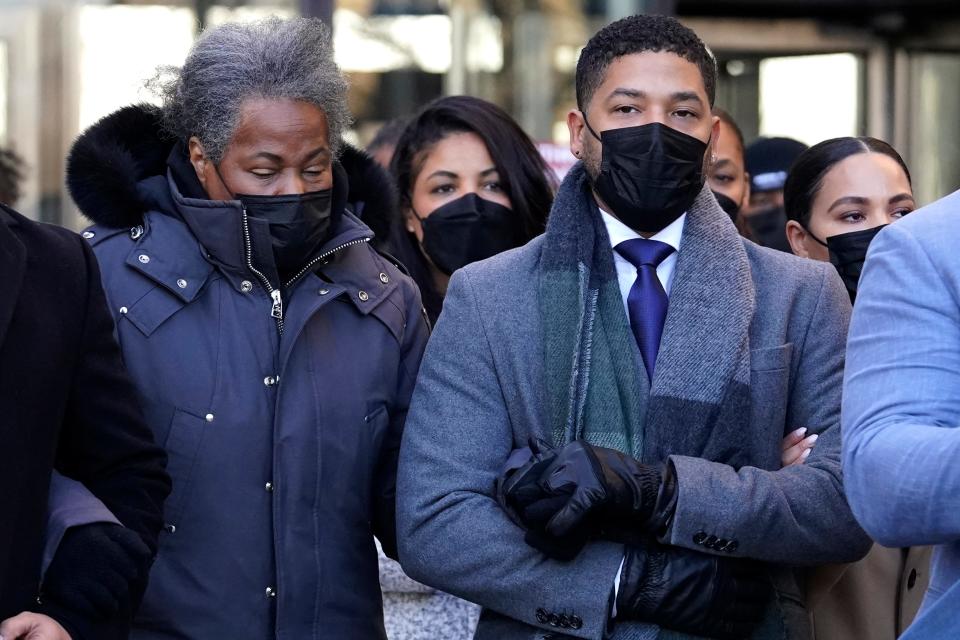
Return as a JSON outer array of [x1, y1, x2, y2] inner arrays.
[[0, 202, 169, 640], [742, 136, 808, 252], [61, 16, 429, 640]]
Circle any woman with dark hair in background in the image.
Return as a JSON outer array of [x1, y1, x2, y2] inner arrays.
[[390, 95, 555, 324], [785, 136, 915, 302], [783, 136, 932, 640], [374, 95, 554, 639]]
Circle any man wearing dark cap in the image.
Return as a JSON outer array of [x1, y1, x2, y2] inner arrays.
[[743, 136, 808, 252]]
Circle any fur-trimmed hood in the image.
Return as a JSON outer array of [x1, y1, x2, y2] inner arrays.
[[66, 103, 401, 246], [67, 104, 172, 229]]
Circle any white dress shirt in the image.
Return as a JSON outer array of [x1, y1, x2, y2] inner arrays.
[[598, 208, 686, 616], [600, 209, 686, 313]]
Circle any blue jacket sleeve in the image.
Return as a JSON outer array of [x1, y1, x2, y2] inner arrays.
[[42, 472, 120, 576], [843, 220, 960, 547]]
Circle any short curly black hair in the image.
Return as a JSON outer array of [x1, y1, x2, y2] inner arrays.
[[575, 14, 717, 112]]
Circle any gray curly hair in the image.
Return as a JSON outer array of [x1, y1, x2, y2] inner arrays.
[[150, 16, 351, 162]]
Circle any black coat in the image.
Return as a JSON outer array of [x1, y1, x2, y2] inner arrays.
[[0, 203, 170, 637]]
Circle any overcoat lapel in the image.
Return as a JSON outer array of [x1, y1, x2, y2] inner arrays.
[[644, 186, 756, 461]]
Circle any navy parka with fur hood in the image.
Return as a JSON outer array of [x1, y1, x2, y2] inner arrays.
[[65, 104, 429, 640]]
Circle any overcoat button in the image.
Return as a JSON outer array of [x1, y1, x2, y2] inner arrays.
[[379, 272, 390, 284], [319, 288, 330, 296], [240, 280, 253, 293], [205, 413, 215, 422], [265, 587, 276, 598], [177, 279, 188, 289], [119, 306, 128, 315], [138, 254, 150, 264], [130, 225, 144, 240], [358, 290, 369, 302], [82, 231, 95, 239]]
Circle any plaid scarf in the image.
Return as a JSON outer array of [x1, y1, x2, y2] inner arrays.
[[538, 164, 786, 640]]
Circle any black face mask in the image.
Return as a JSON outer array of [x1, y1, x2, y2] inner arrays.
[[235, 190, 334, 276], [806, 224, 887, 303], [584, 119, 708, 233], [712, 191, 740, 221], [414, 193, 525, 275], [745, 204, 792, 253]]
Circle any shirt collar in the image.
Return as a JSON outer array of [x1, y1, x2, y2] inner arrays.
[[599, 207, 686, 253]]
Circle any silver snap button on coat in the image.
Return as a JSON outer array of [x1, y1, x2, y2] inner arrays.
[[265, 482, 274, 492], [379, 273, 390, 284], [130, 225, 144, 240], [177, 279, 188, 289], [82, 231, 95, 239], [205, 413, 215, 423], [318, 288, 329, 296], [265, 587, 277, 598], [264, 376, 277, 387], [240, 280, 253, 293], [119, 306, 128, 315], [138, 254, 150, 264], [358, 290, 369, 302]]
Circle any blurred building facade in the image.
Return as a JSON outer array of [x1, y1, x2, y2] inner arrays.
[[0, 0, 958, 226]]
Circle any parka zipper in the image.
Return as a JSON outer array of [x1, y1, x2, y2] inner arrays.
[[241, 206, 372, 334]]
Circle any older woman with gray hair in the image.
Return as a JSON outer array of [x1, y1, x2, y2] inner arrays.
[[60, 16, 429, 639]]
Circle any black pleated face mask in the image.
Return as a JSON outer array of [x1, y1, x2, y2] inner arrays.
[[235, 190, 334, 275], [584, 119, 709, 233], [414, 193, 525, 275], [823, 225, 888, 303], [712, 191, 741, 221]]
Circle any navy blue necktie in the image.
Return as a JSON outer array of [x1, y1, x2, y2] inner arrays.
[[615, 238, 675, 380]]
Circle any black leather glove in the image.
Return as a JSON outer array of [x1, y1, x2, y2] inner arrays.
[[617, 543, 770, 640], [496, 440, 588, 560], [42, 523, 152, 620], [512, 441, 662, 539]]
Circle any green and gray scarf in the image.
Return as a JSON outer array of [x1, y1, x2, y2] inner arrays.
[[539, 164, 785, 640]]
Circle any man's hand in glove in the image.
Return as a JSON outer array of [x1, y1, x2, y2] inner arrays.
[[617, 543, 770, 640], [42, 523, 151, 620], [509, 440, 663, 537]]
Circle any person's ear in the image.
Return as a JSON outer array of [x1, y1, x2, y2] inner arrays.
[[708, 115, 721, 161], [567, 109, 587, 162], [188, 136, 211, 192], [404, 206, 426, 243], [785, 219, 812, 258]]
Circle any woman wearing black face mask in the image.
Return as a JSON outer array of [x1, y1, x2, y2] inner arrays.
[[782, 136, 931, 640], [785, 137, 915, 301], [376, 96, 553, 638], [390, 95, 555, 325], [60, 17, 430, 639]]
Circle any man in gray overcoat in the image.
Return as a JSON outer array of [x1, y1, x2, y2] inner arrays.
[[397, 15, 871, 640]]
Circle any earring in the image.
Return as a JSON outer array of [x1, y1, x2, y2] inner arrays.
[[711, 153, 717, 164]]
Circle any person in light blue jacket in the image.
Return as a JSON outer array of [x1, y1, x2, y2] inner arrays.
[[842, 187, 960, 640]]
